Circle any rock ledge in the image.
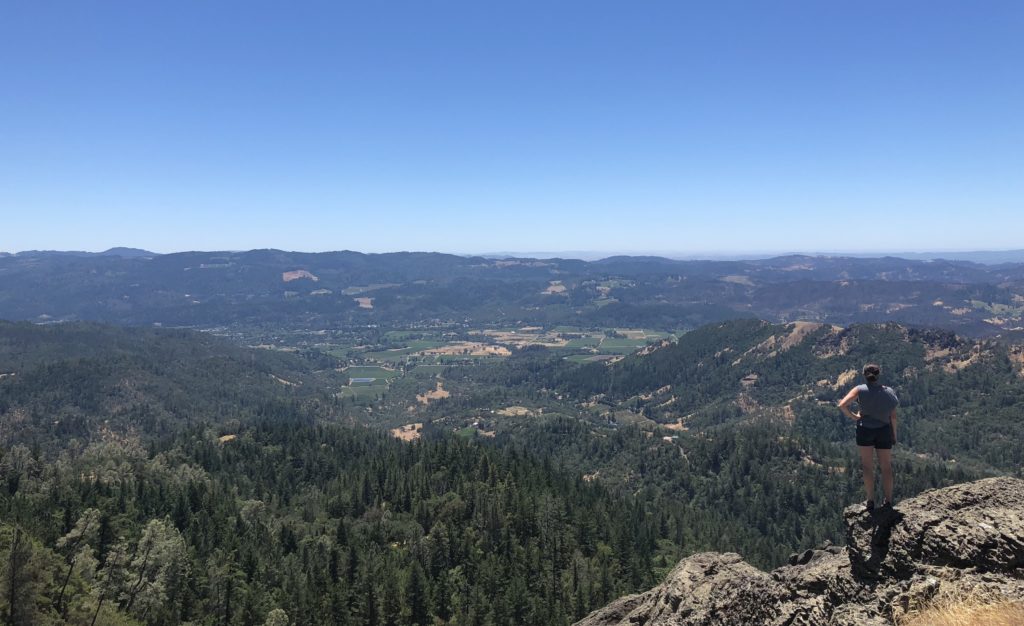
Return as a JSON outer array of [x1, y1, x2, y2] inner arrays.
[[575, 477, 1024, 626]]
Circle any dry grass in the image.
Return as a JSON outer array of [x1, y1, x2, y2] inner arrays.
[[831, 368, 859, 389], [898, 590, 1024, 626], [421, 342, 511, 356], [389, 423, 423, 442], [662, 418, 687, 431], [1008, 346, 1024, 377], [496, 406, 532, 416], [282, 269, 318, 282], [416, 382, 450, 405], [782, 404, 796, 423], [942, 352, 983, 373], [781, 321, 822, 350]]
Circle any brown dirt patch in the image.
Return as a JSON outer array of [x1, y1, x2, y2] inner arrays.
[[282, 270, 319, 282], [218, 434, 237, 444], [354, 297, 374, 309], [781, 321, 823, 350], [655, 396, 678, 409], [925, 347, 952, 362], [637, 340, 671, 356], [416, 383, 450, 405], [834, 368, 859, 389], [746, 323, 818, 358], [542, 281, 567, 295], [943, 352, 982, 373], [421, 342, 511, 357], [663, 418, 688, 431], [1009, 347, 1024, 377], [476, 328, 571, 349], [496, 406, 533, 417], [390, 423, 423, 442]]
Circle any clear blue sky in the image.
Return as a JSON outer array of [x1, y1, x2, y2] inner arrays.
[[2, 1, 1022, 255]]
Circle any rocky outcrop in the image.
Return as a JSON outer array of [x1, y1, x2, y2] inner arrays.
[[575, 477, 1024, 626]]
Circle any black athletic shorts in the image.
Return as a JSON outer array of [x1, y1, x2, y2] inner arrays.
[[856, 424, 893, 449]]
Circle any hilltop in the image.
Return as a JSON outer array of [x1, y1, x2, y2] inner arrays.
[[555, 319, 1024, 470], [576, 476, 1024, 626]]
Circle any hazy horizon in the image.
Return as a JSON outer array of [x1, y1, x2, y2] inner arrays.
[[6, 245, 1024, 265]]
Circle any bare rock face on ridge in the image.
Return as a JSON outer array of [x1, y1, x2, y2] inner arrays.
[[574, 477, 1024, 626]]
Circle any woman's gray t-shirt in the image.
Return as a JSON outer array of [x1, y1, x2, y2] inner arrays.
[[856, 382, 899, 428]]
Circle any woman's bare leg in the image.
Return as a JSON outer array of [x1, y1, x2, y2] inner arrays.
[[858, 446, 876, 503], [877, 448, 894, 503]]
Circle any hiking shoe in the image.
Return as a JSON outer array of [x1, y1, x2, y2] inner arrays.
[[865, 500, 875, 511]]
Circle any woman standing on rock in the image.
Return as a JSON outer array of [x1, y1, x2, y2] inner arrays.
[[838, 364, 900, 510]]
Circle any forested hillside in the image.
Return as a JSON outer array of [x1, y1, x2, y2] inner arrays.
[[555, 320, 1024, 470], [0, 321, 346, 448], [0, 323, 679, 625]]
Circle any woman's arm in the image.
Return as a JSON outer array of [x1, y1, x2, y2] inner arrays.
[[838, 387, 860, 421], [890, 409, 898, 444]]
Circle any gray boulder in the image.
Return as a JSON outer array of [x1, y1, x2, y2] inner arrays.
[[575, 477, 1024, 626]]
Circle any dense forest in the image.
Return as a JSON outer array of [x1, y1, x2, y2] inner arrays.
[[0, 319, 1019, 625], [553, 320, 1024, 470], [1, 416, 681, 625], [0, 323, 669, 625]]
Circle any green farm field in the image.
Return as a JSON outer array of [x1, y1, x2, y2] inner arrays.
[[343, 366, 400, 380], [362, 340, 447, 361]]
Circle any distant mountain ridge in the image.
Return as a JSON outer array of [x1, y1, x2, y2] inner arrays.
[[10, 246, 156, 258], [480, 249, 1024, 264], [1, 248, 1022, 336]]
